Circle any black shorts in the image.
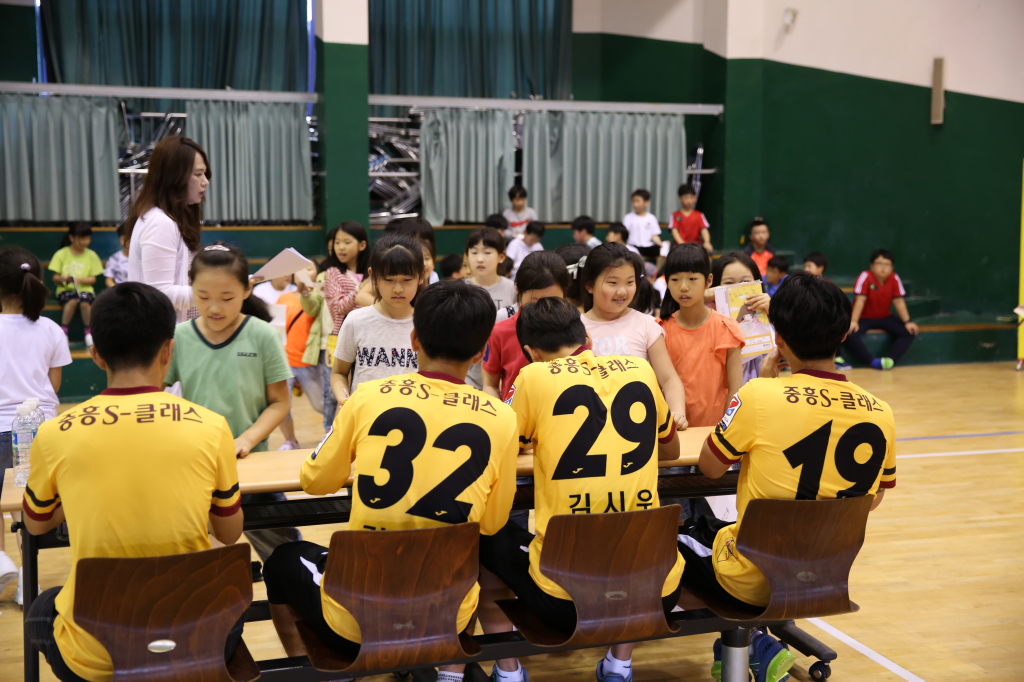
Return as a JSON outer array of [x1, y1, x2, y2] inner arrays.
[[263, 541, 361, 659], [636, 245, 660, 261], [479, 520, 684, 635], [27, 586, 244, 682], [676, 515, 760, 612], [56, 291, 95, 305]]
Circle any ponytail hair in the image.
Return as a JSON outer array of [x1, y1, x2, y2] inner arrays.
[[0, 248, 48, 321], [59, 222, 93, 249], [188, 242, 272, 323]]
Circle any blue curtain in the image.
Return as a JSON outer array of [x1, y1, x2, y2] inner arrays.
[[41, 0, 308, 92], [0, 94, 120, 221], [370, 0, 571, 100], [187, 101, 313, 221], [420, 108, 516, 225], [522, 112, 687, 223]]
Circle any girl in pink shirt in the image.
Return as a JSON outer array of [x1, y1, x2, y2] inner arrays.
[[580, 243, 688, 429]]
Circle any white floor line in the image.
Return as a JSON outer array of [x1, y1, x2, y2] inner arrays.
[[897, 447, 1024, 460], [805, 617, 926, 682]]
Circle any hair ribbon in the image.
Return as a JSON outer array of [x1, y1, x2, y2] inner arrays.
[[203, 244, 231, 252], [20, 263, 30, 270], [567, 255, 587, 280]]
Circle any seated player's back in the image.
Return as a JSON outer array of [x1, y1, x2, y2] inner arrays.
[[300, 370, 519, 640], [707, 369, 896, 603], [24, 390, 239, 680], [510, 349, 683, 599]]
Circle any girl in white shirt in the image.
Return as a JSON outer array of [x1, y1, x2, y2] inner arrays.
[[126, 136, 210, 322], [0, 248, 73, 591]]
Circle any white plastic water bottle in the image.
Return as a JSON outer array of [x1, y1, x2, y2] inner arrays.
[[12, 402, 33, 488], [26, 397, 44, 429]]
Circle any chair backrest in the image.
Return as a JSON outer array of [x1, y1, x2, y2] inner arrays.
[[74, 544, 253, 682], [539, 505, 681, 647], [735, 496, 873, 621], [321, 523, 482, 672]]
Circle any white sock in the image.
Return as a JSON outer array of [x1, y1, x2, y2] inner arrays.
[[602, 651, 632, 678], [437, 672, 463, 682], [493, 662, 524, 682]]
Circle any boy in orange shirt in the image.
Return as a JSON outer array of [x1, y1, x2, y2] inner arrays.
[[742, 217, 775, 276], [659, 244, 744, 427]]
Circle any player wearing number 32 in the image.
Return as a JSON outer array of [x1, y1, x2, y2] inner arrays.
[[478, 297, 684, 682], [263, 281, 519, 678], [684, 273, 896, 679]]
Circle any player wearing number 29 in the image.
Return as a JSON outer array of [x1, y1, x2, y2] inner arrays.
[[478, 297, 684, 682], [263, 281, 519, 665], [687, 272, 896, 610]]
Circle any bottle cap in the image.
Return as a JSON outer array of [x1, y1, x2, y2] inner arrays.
[[17, 404, 31, 416]]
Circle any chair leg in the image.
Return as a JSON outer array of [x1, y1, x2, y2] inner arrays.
[[768, 621, 837, 662], [720, 627, 751, 682]]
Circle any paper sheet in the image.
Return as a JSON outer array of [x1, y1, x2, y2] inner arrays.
[[295, 268, 323, 293], [254, 248, 314, 281]]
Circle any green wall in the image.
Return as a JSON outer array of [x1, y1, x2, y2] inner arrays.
[[572, 33, 1024, 314], [0, 4, 37, 82], [760, 61, 1024, 313], [316, 39, 369, 232]]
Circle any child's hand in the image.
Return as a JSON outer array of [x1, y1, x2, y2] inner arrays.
[[850, 320, 860, 333], [674, 412, 689, 431], [905, 321, 919, 335], [295, 279, 311, 295], [703, 241, 714, 253], [759, 349, 782, 379], [234, 436, 255, 458], [745, 292, 771, 313]]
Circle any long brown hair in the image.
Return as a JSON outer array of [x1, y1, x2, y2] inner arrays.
[[126, 136, 209, 251]]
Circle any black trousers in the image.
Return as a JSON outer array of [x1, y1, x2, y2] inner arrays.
[[27, 586, 245, 682], [844, 315, 915, 364]]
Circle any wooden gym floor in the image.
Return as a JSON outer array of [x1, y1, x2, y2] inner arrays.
[[1, 362, 1022, 681]]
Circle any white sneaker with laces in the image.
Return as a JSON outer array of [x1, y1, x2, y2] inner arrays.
[[0, 551, 17, 594]]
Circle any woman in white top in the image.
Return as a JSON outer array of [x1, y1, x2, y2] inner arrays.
[[126, 136, 210, 322]]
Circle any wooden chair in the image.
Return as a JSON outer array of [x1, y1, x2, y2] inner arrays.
[[496, 505, 682, 647], [295, 523, 483, 673], [683, 496, 874, 622], [73, 543, 259, 682]]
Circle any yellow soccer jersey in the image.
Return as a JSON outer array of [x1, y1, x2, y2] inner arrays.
[[707, 369, 897, 606], [301, 370, 519, 643], [22, 388, 240, 682], [509, 349, 684, 600]]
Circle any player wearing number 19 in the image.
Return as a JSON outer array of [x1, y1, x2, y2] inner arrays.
[[685, 272, 896, 682], [263, 280, 519, 681], [478, 297, 684, 682]]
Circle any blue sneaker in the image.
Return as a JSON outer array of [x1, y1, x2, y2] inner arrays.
[[596, 658, 632, 682], [835, 356, 853, 371], [489, 664, 529, 682], [750, 632, 795, 682]]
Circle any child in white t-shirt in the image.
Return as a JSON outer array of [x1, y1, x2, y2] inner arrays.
[[505, 221, 545, 280], [331, 232, 425, 402], [103, 223, 130, 288], [623, 188, 663, 261], [502, 185, 538, 239], [0, 248, 73, 592]]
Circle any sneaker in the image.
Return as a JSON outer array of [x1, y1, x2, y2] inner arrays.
[[84, 332, 94, 348], [14, 567, 41, 606], [870, 357, 895, 371], [835, 356, 852, 371], [277, 440, 299, 451], [711, 637, 723, 681], [490, 664, 528, 682], [750, 631, 795, 682], [0, 552, 17, 594], [596, 658, 632, 682]]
